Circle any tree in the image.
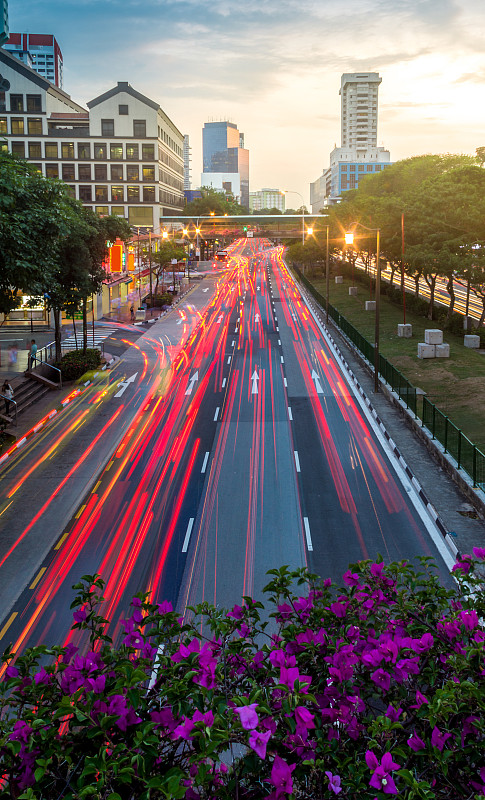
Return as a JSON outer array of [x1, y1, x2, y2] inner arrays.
[[185, 188, 247, 217], [1, 553, 485, 798], [151, 242, 186, 297]]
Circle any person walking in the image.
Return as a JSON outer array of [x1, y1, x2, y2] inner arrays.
[[2, 380, 14, 417], [28, 339, 37, 371], [8, 342, 18, 368], [130, 304, 135, 323]]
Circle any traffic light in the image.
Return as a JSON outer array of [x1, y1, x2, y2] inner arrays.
[[243, 226, 248, 233]]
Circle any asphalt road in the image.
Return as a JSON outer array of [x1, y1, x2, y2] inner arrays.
[[0, 241, 455, 665]]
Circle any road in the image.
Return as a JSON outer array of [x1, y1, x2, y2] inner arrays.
[[0, 240, 454, 664]]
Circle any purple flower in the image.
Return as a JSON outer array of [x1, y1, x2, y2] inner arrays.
[[473, 546, 485, 559], [330, 601, 348, 618], [460, 609, 478, 630], [343, 570, 360, 586], [72, 607, 87, 624], [227, 604, 244, 619], [33, 667, 50, 686], [370, 562, 385, 578], [9, 720, 32, 743], [192, 709, 214, 727], [411, 632, 434, 652], [270, 755, 296, 796], [234, 703, 259, 730], [431, 726, 452, 752], [106, 694, 141, 732], [5, 665, 19, 679], [452, 557, 472, 574], [294, 706, 315, 737], [279, 665, 311, 692], [248, 728, 271, 759], [85, 674, 106, 693], [365, 751, 400, 795], [371, 668, 391, 691], [325, 771, 342, 795], [407, 732, 426, 751], [62, 644, 78, 664], [385, 705, 402, 722], [173, 716, 195, 740], [411, 690, 429, 709]]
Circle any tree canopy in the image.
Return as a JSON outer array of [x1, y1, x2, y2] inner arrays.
[[184, 188, 248, 216]]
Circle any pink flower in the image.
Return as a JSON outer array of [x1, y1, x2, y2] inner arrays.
[[270, 755, 296, 796], [294, 706, 315, 736], [473, 546, 485, 559], [460, 610, 478, 631], [385, 705, 402, 722], [343, 570, 360, 586], [407, 732, 426, 751], [452, 557, 472, 574], [431, 726, 452, 752], [173, 717, 195, 740], [227, 603, 244, 619], [234, 703, 259, 730], [158, 600, 173, 614], [325, 771, 342, 795], [248, 728, 271, 759], [365, 751, 400, 795], [192, 709, 214, 727], [72, 608, 87, 623], [371, 668, 391, 691], [411, 690, 429, 709]]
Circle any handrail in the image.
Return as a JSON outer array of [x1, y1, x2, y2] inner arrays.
[[31, 362, 62, 389], [0, 393, 17, 426]]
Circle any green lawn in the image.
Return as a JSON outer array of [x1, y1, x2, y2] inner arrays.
[[310, 274, 485, 451]]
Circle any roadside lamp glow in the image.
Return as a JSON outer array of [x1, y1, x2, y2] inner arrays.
[[307, 227, 313, 236], [162, 231, 168, 239], [345, 232, 354, 245]]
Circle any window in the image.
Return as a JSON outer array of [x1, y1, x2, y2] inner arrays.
[[45, 164, 59, 179], [26, 94, 42, 112], [142, 166, 155, 181], [78, 164, 91, 180], [101, 119, 114, 136], [349, 164, 356, 172], [142, 144, 155, 160], [0, 93, 5, 113], [111, 165, 123, 181], [358, 164, 365, 172], [78, 142, 90, 160], [95, 185, 108, 202], [143, 186, 155, 202], [127, 165, 139, 181], [95, 206, 109, 216], [366, 165, 373, 172], [119, 104, 128, 115], [11, 118, 24, 135], [0, 141, 9, 154], [110, 143, 123, 160], [111, 185, 124, 202], [128, 206, 152, 225], [94, 143, 107, 159], [375, 165, 382, 171], [127, 185, 139, 201], [62, 164, 75, 180], [10, 94, 23, 112], [61, 142, 75, 159], [29, 142, 42, 158], [0, 117, 7, 134], [28, 118, 42, 134], [30, 163, 42, 172], [11, 141, 25, 157], [79, 185, 92, 202], [45, 142, 58, 158], [126, 143, 139, 160], [111, 206, 125, 216], [133, 120, 146, 137], [94, 164, 107, 181], [341, 165, 347, 172]]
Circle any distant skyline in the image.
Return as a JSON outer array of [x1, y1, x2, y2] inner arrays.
[[6, 0, 485, 205]]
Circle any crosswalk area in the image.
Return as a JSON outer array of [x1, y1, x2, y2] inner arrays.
[[61, 328, 117, 351]]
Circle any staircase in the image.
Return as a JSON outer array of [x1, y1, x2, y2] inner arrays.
[[0, 376, 51, 427]]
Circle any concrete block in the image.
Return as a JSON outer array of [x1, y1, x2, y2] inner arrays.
[[335, 275, 343, 284], [348, 286, 358, 296], [397, 323, 412, 338], [424, 329, 443, 345], [464, 334, 480, 348], [435, 343, 450, 358], [135, 309, 145, 321], [365, 301, 376, 311], [463, 316, 473, 331], [417, 343, 436, 359]]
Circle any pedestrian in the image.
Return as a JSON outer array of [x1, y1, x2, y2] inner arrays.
[[2, 380, 13, 416], [8, 342, 18, 367], [130, 304, 135, 322], [29, 339, 37, 371]]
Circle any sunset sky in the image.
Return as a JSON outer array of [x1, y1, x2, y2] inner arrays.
[[8, 0, 485, 204]]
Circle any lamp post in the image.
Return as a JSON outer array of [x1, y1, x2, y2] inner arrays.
[[345, 224, 381, 393], [281, 189, 305, 245]]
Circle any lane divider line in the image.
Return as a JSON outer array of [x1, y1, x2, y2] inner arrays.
[[201, 452, 210, 474], [29, 567, 46, 591], [182, 518, 195, 553], [294, 450, 301, 472], [222, 378, 226, 388], [303, 517, 313, 551], [214, 407, 220, 422], [288, 407, 293, 421]]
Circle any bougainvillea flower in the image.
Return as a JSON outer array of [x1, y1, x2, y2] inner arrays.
[[248, 728, 271, 759], [365, 750, 401, 794], [431, 726, 452, 752], [270, 755, 296, 796], [407, 732, 426, 751], [234, 703, 259, 730], [325, 771, 342, 794]]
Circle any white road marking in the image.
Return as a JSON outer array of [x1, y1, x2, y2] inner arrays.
[[185, 371, 199, 396], [234, 327, 238, 333], [201, 452, 210, 473], [227, 356, 231, 364], [276, 326, 279, 331], [288, 407, 293, 420], [222, 377, 226, 388], [294, 451, 301, 472], [303, 517, 313, 551], [114, 372, 138, 398], [281, 355, 284, 363], [311, 369, 324, 395], [214, 407, 220, 421], [284, 377, 287, 386], [251, 369, 259, 395], [182, 518, 195, 552]]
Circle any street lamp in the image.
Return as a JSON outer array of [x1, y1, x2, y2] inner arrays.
[[345, 224, 381, 392], [281, 189, 306, 245]]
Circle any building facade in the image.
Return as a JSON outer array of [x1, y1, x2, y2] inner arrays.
[[201, 120, 249, 208], [4, 33, 63, 88], [249, 188, 285, 212], [183, 133, 191, 190], [0, 50, 184, 228], [1, 0, 8, 46], [310, 71, 391, 210]]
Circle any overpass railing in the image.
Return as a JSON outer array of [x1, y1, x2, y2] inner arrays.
[[293, 265, 485, 492]]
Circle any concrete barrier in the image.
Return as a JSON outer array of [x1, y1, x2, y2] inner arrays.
[[424, 329, 443, 345], [418, 343, 435, 359], [335, 276, 343, 284], [348, 286, 358, 296], [435, 343, 450, 358], [464, 335, 480, 349], [365, 301, 376, 311], [397, 323, 412, 338]]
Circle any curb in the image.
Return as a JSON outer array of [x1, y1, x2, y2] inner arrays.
[[296, 280, 460, 562]]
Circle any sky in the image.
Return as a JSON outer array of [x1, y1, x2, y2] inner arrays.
[[8, 0, 485, 205]]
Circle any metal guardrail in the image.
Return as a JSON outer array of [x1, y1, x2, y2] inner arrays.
[[0, 393, 17, 426], [293, 265, 485, 492]]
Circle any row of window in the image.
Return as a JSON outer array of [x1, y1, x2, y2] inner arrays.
[[0, 127, 157, 161], [9, 147, 156, 180], [100, 118, 147, 138], [5, 94, 42, 113], [341, 164, 383, 172], [66, 185, 156, 203]]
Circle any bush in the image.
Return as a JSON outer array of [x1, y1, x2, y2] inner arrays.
[[1, 555, 485, 798], [145, 292, 174, 309], [54, 348, 102, 381]]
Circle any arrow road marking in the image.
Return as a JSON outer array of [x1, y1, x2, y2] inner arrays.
[[216, 314, 223, 323], [311, 369, 324, 395], [185, 371, 199, 396], [176, 318, 183, 325], [255, 313, 260, 323], [202, 287, 209, 293], [114, 372, 138, 398], [251, 369, 259, 395]]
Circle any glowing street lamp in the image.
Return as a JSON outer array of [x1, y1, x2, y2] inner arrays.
[[307, 227, 314, 236], [281, 189, 305, 245]]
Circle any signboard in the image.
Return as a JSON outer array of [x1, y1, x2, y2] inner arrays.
[[247, 231, 254, 238]]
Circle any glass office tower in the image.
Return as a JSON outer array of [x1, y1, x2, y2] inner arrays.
[[202, 121, 249, 208]]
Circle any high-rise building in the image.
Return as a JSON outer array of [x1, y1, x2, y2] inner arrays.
[[183, 134, 191, 190], [4, 33, 63, 88], [310, 71, 391, 210], [1, 0, 8, 46], [340, 72, 381, 150], [201, 120, 249, 208], [0, 50, 185, 227], [249, 188, 285, 212]]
